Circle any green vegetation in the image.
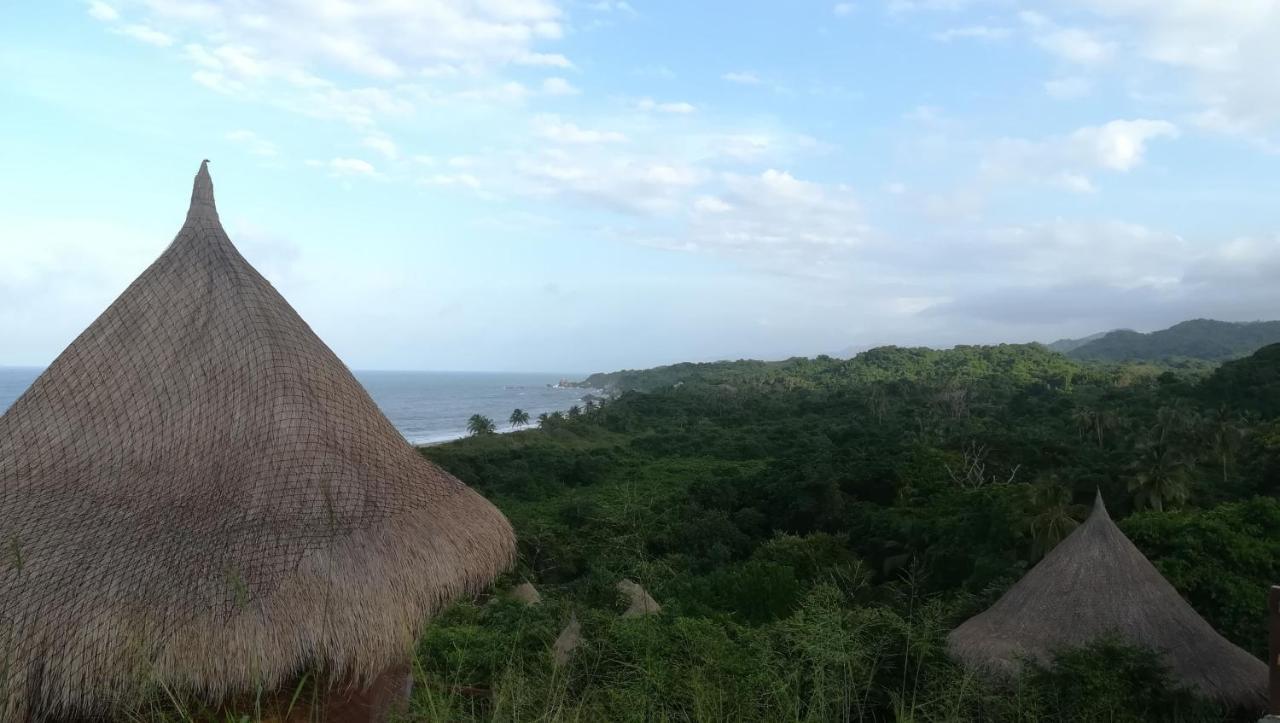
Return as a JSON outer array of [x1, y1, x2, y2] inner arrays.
[[1066, 318, 1280, 363], [467, 414, 497, 436], [412, 342, 1280, 721]]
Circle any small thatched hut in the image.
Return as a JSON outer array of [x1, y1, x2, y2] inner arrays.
[[0, 162, 516, 720], [948, 491, 1265, 710]]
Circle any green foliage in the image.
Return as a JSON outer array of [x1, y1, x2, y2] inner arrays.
[[467, 413, 497, 436], [1068, 318, 1280, 363], [404, 342, 1280, 720]]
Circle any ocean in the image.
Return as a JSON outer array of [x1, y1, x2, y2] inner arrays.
[[0, 367, 594, 445]]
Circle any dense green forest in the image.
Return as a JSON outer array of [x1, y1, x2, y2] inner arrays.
[[412, 343, 1280, 722], [1065, 319, 1280, 363], [577, 319, 1280, 395]]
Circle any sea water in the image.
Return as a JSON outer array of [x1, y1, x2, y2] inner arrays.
[[0, 367, 593, 445]]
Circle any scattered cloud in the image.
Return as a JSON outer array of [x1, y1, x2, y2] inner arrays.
[[361, 134, 399, 160], [226, 129, 278, 157], [516, 52, 574, 68], [933, 25, 1012, 42], [86, 1, 118, 22], [678, 170, 870, 261], [117, 23, 174, 46], [1044, 76, 1093, 100], [1034, 26, 1115, 65], [310, 157, 380, 179], [722, 71, 762, 85], [541, 77, 580, 96], [980, 118, 1179, 193], [534, 116, 627, 144], [636, 98, 696, 114]]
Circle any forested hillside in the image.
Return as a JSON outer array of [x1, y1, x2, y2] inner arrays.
[[412, 343, 1280, 721], [1067, 319, 1280, 362]]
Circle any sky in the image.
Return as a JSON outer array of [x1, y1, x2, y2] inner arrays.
[[1, 1, 1278, 373]]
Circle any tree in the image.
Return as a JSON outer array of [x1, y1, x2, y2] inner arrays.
[[509, 408, 530, 429], [1023, 480, 1086, 559], [467, 414, 496, 436], [1128, 440, 1191, 511], [1205, 405, 1245, 485], [567, 405, 582, 419], [537, 412, 550, 428]]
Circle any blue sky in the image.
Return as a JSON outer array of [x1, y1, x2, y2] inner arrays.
[[2, 1, 1278, 372]]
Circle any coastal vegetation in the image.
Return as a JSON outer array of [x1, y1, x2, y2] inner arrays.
[[414, 341, 1280, 721]]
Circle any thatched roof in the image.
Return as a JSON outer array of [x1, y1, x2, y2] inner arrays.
[[948, 491, 1265, 710], [0, 162, 515, 719]]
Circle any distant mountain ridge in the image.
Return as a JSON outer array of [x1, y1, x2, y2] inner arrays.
[[1045, 331, 1112, 354], [1062, 319, 1280, 362]]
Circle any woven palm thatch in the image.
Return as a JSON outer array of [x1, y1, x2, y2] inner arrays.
[[948, 491, 1265, 710], [0, 162, 516, 720]]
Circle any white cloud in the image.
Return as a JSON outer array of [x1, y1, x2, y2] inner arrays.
[[933, 25, 1012, 42], [420, 173, 482, 189], [87, 1, 119, 22], [361, 134, 399, 160], [1069, 1, 1280, 143], [117, 23, 174, 46], [124, 0, 565, 78], [927, 220, 1280, 331], [722, 71, 761, 85], [636, 98, 696, 114], [513, 150, 706, 215], [1044, 76, 1093, 100], [678, 170, 870, 259], [833, 3, 856, 16], [541, 76, 580, 95], [980, 118, 1178, 192], [94, 0, 570, 131], [534, 116, 627, 144], [589, 1, 637, 15], [1072, 119, 1179, 171], [226, 129, 278, 157], [315, 157, 379, 178], [1034, 27, 1116, 64], [516, 52, 574, 68]]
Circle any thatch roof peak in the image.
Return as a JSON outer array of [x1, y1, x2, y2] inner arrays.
[[0, 161, 516, 719], [948, 490, 1265, 711], [188, 159, 217, 222]]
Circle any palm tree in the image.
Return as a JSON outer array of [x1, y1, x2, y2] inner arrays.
[[567, 405, 581, 419], [1128, 440, 1191, 511], [537, 412, 550, 428], [509, 408, 530, 429], [1023, 480, 1086, 560], [466, 414, 496, 436], [1070, 408, 1093, 442], [1206, 405, 1245, 484]]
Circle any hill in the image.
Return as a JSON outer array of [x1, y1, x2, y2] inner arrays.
[[574, 344, 1084, 394], [1046, 331, 1111, 354], [1066, 319, 1280, 363], [410, 342, 1280, 721]]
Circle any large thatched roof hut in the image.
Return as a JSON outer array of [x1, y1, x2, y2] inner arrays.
[[948, 491, 1265, 710], [0, 162, 516, 720]]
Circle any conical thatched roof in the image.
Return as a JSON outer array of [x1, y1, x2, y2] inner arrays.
[[0, 162, 516, 719], [948, 491, 1265, 710]]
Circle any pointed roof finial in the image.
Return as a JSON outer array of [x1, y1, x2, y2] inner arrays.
[[188, 159, 217, 220], [1092, 487, 1108, 518]]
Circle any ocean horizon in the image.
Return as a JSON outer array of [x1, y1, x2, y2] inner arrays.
[[0, 366, 595, 446]]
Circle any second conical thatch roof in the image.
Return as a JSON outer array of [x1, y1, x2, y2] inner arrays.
[[0, 162, 516, 719], [947, 492, 1265, 710]]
